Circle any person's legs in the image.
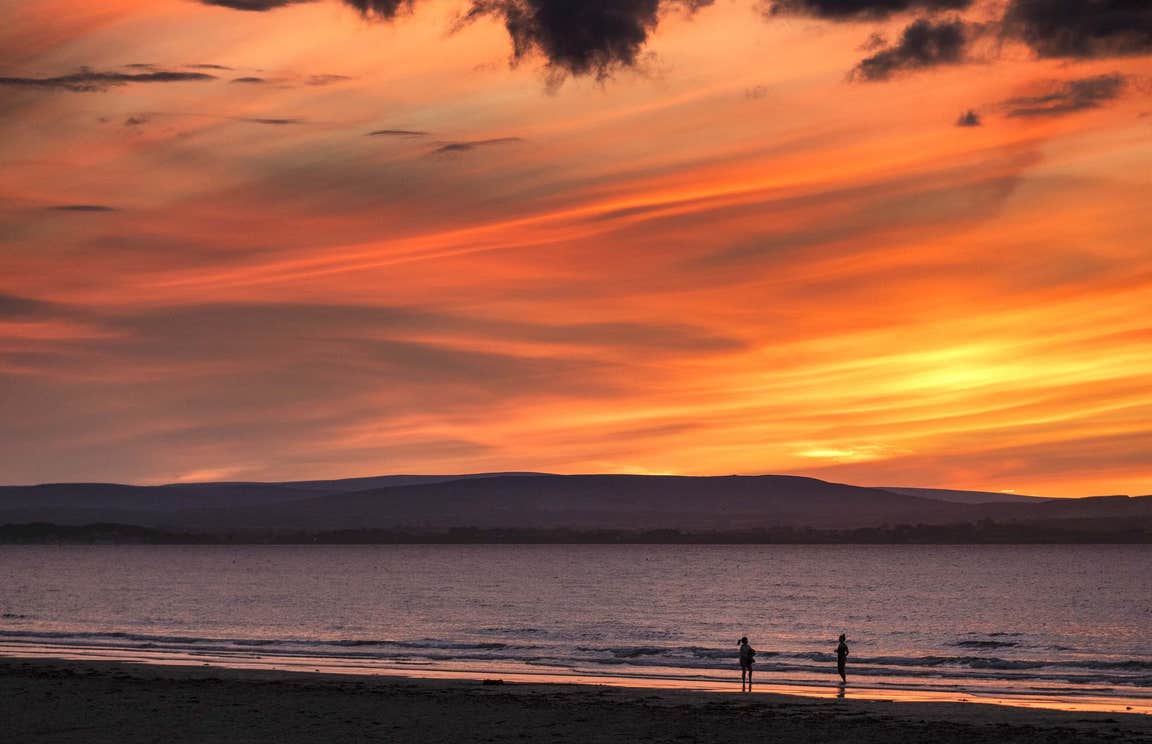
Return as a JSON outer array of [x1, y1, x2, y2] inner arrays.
[[838, 661, 846, 683]]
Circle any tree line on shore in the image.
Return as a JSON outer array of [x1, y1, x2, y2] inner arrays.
[[2, 518, 1148, 545]]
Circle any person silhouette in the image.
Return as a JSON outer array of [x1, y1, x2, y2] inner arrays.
[[738, 636, 756, 692], [836, 633, 849, 683]]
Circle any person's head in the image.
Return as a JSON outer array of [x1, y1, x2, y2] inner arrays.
[[839, 634, 846, 642], [739, 636, 748, 646]]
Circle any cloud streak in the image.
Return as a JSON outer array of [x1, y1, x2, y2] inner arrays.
[[430, 137, 523, 154], [46, 204, 118, 212], [199, 0, 312, 10], [766, 0, 972, 21], [199, 0, 414, 19], [368, 129, 429, 136], [1001, 74, 1127, 118], [0, 70, 216, 92], [235, 117, 305, 125]]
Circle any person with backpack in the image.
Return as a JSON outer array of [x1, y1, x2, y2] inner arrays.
[[738, 636, 757, 691]]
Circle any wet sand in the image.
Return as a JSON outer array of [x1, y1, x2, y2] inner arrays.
[[2, 657, 1149, 744]]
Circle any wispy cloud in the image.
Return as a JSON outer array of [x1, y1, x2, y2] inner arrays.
[[305, 74, 351, 86], [199, 0, 312, 10], [765, 0, 972, 21], [0, 69, 215, 92], [45, 204, 118, 212], [235, 117, 305, 125], [367, 129, 429, 136], [430, 137, 522, 154], [199, 0, 414, 19], [1002, 74, 1127, 118]]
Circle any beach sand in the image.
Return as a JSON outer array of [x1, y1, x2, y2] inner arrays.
[[2, 657, 1149, 743]]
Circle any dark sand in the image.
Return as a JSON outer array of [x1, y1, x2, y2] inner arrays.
[[2, 658, 1149, 743]]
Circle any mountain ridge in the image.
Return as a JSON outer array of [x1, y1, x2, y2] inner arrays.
[[2, 473, 1148, 534]]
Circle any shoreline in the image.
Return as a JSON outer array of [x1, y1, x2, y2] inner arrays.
[[3, 645, 1149, 715], [2, 657, 1150, 744]]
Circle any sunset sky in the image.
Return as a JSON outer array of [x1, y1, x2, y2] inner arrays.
[[1, 0, 1149, 495]]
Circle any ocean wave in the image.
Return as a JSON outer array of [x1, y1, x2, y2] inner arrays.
[[857, 654, 1152, 672], [2, 630, 1147, 686], [0, 630, 519, 653]]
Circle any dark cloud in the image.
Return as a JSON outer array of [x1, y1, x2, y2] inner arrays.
[[343, 0, 413, 19], [124, 115, 150, 126], [460, 0, 711, 80], [196, 0, 710, 80], [1003, 0, 1152, 59], [955, 109, 981, 126], [368, 129, 429, 136], [852, 18, 967, 81], [231, 76, 267, 83], [859, 32, 888, 51], [1002, 74, 1126, 117], [189, 64, 234, 70], [0, 69, 215, 93], [431, 137, 522, 154], [46, 205, 118, 212], [199, 0, 312, 10], [766, 0, 971, 21]]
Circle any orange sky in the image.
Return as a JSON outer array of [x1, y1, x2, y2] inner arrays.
[[1, 0, 1150, 495]]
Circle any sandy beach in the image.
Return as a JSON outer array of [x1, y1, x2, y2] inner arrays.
[[2, 657, 1149, 744]]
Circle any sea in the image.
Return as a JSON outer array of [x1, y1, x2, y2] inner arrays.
[[1, 544, 1149, 712]]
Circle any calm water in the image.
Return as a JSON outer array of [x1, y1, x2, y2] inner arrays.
[[1, 545, 1149, 706]]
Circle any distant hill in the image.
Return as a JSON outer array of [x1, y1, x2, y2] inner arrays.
[[879, 487, 1048, 504], [266, 472, 546, 492], [1, 473, 1148, 537], [0, 473, 544, 513], [171, 475, 967, 531]]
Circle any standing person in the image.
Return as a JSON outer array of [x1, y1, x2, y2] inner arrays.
[[738, 636, 756, 692], [836, 634, 849, 684]]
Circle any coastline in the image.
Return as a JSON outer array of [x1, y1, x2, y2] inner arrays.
[[3, 657, 1149, 744], [3, 642, 1149, 716]]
